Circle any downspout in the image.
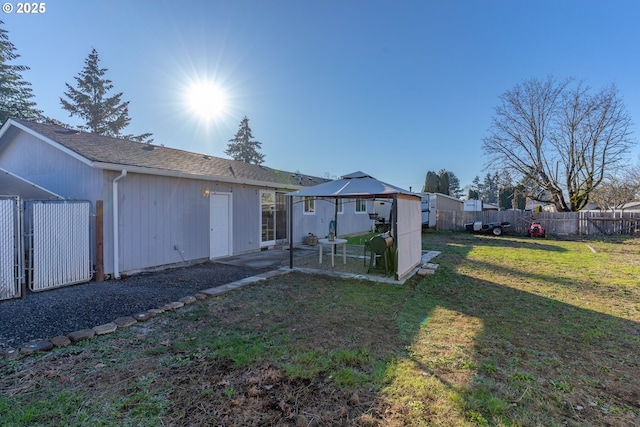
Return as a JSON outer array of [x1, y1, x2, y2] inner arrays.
[[112, 170, 127, 279]]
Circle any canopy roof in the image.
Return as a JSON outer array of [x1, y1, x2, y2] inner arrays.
[[287, 171, 418, 199]]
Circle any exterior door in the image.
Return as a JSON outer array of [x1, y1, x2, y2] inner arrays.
[[210, 193, 232, 258], [275, 192, 288, 241], [260, 190, 275, 247]]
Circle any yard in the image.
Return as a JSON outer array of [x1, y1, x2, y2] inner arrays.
[[1, 231, 639, 426]]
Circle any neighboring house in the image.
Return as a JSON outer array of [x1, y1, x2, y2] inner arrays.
[[525, 198, 555, 212], [621, 201, 640, 212], [0, 118, 372, 279], [583, 201, 640, 212]]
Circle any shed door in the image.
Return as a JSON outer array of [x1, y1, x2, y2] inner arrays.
[[210, 193, 231, 258]]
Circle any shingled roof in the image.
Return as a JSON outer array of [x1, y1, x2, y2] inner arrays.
[[7, 119, 327, 188]]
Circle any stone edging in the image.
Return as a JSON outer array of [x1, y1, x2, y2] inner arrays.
[[0, 268, 292, 360]]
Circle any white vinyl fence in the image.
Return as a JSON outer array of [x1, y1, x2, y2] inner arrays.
[[25, 200, 92, 292], [0, 197, 22, 300]]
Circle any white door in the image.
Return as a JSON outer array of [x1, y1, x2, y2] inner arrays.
[[210, 193, 231, 258]]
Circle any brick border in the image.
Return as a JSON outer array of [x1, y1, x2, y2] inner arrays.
[[0, 268, 292, 359]]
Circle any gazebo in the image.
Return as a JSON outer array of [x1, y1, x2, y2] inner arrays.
[[286, 171, 422, 280]]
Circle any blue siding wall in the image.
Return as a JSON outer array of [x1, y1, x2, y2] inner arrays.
[[291, 197, 372, 242], [0, 131, 102, 200], [114, 173, 210, 274]]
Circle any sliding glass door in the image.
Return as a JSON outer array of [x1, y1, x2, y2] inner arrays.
[[260, 191, 288, 247]]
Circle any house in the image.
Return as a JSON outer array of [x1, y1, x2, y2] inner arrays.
[[620, 201, 640, 212], [0, 118, 373, 282]]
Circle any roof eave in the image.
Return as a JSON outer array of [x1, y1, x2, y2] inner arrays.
[[93, 162, 305, 190], [3, 119, 310, 191], [3, 119, 93, 167]]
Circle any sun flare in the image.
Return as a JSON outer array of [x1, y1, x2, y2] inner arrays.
[[186, 82, 228, 121]]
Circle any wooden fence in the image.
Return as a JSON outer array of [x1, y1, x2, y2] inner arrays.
[[435, 210, 640, 236]]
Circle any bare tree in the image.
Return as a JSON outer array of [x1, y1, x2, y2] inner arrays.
[[590, 170, 640, 212], [483, 76, 635, 211]]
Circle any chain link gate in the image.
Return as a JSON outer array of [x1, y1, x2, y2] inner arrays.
[[0, 196, 22, 300], [24, 200, 92, 291]]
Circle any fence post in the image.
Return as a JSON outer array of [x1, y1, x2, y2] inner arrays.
[[95, 200, 104, 282]]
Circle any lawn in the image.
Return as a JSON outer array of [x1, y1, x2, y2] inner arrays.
[[1, 231, 638, 426]]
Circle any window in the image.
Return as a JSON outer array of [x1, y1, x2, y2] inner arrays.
[[303, 196, 315, 214], [355, 199, 367, 213], [337, 198, 343, 214]]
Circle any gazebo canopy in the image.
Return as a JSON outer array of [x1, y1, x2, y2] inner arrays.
[[286, 171, 415, 199], [286, 171, 422, 280]]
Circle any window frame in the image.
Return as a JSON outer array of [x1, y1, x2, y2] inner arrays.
[[303, 196, 315, 215], [355, 198, 367, 213]]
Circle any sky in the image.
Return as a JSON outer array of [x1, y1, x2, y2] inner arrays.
[[3, 0, 640, 192]]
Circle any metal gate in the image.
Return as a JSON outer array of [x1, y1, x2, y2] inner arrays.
[[0, 196, 22, 300], [25, 200, 92, 292]]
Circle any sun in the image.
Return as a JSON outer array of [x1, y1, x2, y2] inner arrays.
[[186, 81, 228, 121]]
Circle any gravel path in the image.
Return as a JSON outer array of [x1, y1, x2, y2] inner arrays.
[[0, 262, 270, 350]]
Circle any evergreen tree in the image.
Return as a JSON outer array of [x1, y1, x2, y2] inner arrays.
[[225, 116, 265, 164], [467, 188, 479, 200], [447, 171, 463, 198], [438, 169, 451, 195], [513, 184, 527, 209], [0, 20, 42, 124], [498, 186, 513, 209], [60, 48, 152, 142], [496, 170, 515, 209], [469, 175, 482, 199], [482, 172, 498, 203], [422, 171, 440, 193]]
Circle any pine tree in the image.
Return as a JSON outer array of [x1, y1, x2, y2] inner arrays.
[[60, 48, 152, 142], [445, 171, 462, 198], [482, 172, 498, 203], [225, 116, 265, 164], [0, 20, 43, 124], [469, 175, 482, 200], [438, 169, 451, 195]]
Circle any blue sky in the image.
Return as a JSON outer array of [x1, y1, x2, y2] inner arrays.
[[3, 0, 639, 191]]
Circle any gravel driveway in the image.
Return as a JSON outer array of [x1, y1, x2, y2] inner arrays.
[[0, 262, 270, 350]]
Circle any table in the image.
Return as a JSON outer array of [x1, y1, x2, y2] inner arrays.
[[318, 238, 347, 267]]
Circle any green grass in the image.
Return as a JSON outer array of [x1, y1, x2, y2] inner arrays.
[[1, 231, 638, 426], [345, 231, 378, 245]]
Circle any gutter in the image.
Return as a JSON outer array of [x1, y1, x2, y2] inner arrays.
[[112, 169, 127, 279]]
